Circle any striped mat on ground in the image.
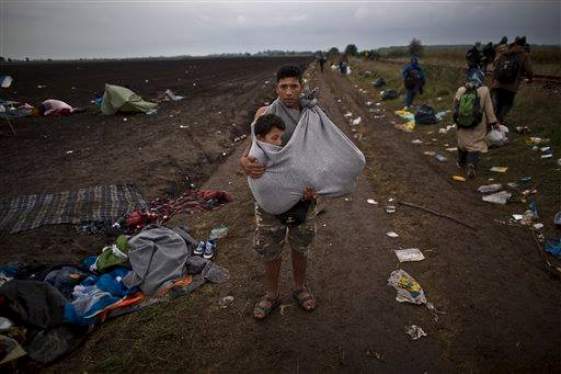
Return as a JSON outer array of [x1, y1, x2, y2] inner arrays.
[[0, 184, 147, 233]]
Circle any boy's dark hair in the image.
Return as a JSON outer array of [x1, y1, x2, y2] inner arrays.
[[254, 113, 286, 137], [276, 65, 303, 83]]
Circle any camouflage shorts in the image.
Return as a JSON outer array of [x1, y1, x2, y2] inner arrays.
[[253, 202, 317, 262]]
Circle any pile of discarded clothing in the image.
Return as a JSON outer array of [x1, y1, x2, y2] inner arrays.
[[0, 225, 229, 366], [115, 189, 233, 233]]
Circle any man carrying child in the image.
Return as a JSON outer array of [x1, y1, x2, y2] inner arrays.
[[240, 65, 318, 320]]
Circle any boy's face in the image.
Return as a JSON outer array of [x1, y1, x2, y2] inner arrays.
[[258, 127, 284, 146], [276, 77, 302, 108]]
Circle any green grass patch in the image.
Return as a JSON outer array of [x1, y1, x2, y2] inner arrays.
[[349, 55, 561, 240]]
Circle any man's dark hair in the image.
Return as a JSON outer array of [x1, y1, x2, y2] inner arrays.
[[254, 113, 286, 137], [276, 65, 303, 83]]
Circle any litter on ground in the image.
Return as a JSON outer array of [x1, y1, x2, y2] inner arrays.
[[385, 205, 396, 214], [0, 75, 14, 88], [405, 325, 427, 340], [490, 166, 509, 173], [387, 269, 427, 305], [434, 154, 447, 162], [394, 248, 425, 262], [482, 191, 512, 205], [352, 117, 362, 126], [478, 184, 503, 193]]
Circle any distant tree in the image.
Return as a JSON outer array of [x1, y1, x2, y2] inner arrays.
[[327, 47, 339, 57], [8, 58, 12, 63], [408, 38, 424, 57], [344, 44, 358, 56], [25, 57, 30, 62], [0, 56, 5, 63]]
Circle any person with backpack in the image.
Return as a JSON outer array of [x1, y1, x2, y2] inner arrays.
[[491, 37, 533, 124], [338, 53, 349, 75], [453, 68, 499, 179], [401, 56, 425, 109]]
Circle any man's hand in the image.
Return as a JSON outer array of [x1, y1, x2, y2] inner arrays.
[[240, 154, 265, 178], [303, 187, 318, 201]]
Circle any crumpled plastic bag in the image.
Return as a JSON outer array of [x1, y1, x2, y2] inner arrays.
[[486, 124, 509, 147], [387, 269, 427, 305]]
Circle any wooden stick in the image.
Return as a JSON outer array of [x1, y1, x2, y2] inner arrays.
[[398, 200, 477, 230]]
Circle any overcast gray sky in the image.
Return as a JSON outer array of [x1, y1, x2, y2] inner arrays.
[[1, 0, 559, 59]]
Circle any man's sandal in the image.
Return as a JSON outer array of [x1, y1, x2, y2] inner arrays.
[[292, 287, 317, 312], [253, 294, 280, 320]]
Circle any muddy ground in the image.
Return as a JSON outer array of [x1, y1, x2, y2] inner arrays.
[[0, 56, 309, 264], [1, 58, 560, 373]]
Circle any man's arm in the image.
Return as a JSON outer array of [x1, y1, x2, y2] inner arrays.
[[239, 106, 269, 178]]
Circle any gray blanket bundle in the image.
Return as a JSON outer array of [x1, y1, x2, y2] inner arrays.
[[248, 96, 366, 215]]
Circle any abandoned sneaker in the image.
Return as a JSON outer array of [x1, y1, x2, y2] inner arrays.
[[466, 164, 477, 179], [193, 241, 205, 256], [203, 240, 217, 260]]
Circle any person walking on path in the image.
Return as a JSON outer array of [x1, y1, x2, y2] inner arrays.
[[491, 37, 533, 124], [401, 56, 426, 109], [453, 69, 499, 179]]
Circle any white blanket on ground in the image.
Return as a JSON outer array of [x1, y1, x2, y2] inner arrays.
[[248, 96, 366, 215]]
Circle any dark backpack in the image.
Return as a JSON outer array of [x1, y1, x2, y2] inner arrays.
[[415, 105, 437, 125], [372, 77, 386, 88], [453, 87, 483, 129], [381, 89, 399, 100], [494, 52, 520, 84], [404, 68, 421, 89]]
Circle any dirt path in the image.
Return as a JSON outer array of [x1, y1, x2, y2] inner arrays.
[[54, 65, 560, 373]]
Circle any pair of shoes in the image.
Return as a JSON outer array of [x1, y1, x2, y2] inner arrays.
[[466, 164, 477, 179], [253, 294, 280, 320], [193, 240, 217, 259], [292, 287, 317, 312]]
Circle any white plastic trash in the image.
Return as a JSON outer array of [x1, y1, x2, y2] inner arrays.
[[0, 76, 13, 88], [405, 325, 427, 340], [477, 184, 503, 193], [394, 248, 425, 262], [482, 190, 512, 205]]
